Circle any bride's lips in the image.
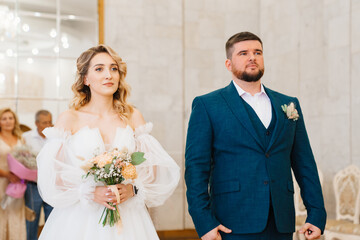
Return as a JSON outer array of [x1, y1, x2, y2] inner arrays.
[[103, 82, 114, 87]]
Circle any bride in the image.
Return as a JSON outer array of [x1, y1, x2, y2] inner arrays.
[[36, 45, 180, 239]]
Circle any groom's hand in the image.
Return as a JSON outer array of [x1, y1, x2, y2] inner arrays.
[[299, 222, 321, 240], [201, 224, 232, 240]]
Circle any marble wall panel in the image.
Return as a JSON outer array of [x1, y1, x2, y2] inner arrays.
[[298, 1, 324, 51], [328, 15, 350, 49], [298, 76, 326, 118], [150, 189, 185, 230], [260, 53, 299, 97], [104, 0, 359, 231], [105, 0, 185, 230], [325, 47, 350, 114], [323, 0, 350, 20], [352, 1, 360, 53], [320, 114, 351, 172], [259, 0, 300, 58], [351, 53, 360, 168]]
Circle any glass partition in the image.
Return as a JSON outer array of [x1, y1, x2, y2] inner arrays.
[[0, 0, 99, 129]]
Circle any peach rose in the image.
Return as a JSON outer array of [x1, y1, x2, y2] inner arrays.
[[121, 164, 137, 180]]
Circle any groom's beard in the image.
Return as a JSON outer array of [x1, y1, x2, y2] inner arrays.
[[233, 65, 265, 82]]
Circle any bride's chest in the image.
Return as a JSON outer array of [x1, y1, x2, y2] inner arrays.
[[67, 126, 136, 160]]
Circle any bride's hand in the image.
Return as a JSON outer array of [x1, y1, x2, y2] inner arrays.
[[116, 184, 134, 204], [93, 186, 117, 210]]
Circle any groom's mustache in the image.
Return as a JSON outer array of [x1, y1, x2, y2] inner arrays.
[[246, 62, 259, 68]]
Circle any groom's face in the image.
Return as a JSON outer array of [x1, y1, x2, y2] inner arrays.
[[225, 40, 264, 82]]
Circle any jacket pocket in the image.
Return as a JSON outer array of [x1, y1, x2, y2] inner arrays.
[[212, 180, 240, 195]]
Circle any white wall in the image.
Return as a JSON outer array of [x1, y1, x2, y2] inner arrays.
[[104, 0, 360, 229]]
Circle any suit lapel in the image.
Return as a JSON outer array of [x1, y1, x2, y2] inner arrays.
[[221, 83, 265, 151], [264, 86, 286, 152]]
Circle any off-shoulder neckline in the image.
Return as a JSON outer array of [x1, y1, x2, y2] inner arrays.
[[71, 124, 133, 136], [44, 122, 153, 141]]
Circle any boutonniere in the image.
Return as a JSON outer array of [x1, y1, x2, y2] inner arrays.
[[281, 102, 299, 121]]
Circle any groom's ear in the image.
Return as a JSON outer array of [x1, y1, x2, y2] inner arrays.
[[225, 59, 232, 72]]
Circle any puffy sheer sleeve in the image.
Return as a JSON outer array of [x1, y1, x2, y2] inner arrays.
[[37, 127, 97, 209], [133, 123, 180, 208]]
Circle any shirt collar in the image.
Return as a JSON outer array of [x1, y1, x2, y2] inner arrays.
[[30, 129, 43, 139], [232, 80, 267, 97]]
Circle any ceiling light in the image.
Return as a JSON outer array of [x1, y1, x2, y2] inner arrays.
[[6, 49, 13, 57], [14, 16, 21, 24], [0, 73, 5, 82], [61, 35, 68, 43], [27, 58, 34, 64], [32, 48, 39, 55], [22, 23, 30, 32], [50, 28, 57, 38], [0, 73, 5, 94], [53, 46, 59, 53]]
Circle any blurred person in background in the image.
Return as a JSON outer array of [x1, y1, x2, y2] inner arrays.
[[23, 110, 53, 240], [0, 108, 26, 240]]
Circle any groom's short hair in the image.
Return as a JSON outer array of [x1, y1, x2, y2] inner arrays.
[[225, 31, 263, 59]]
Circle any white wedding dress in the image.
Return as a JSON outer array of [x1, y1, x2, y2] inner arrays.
[[36, 123, 180, 240]]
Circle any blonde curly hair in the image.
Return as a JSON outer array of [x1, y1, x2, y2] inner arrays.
[[0, 108, 22, 139], [70, 44, 133, 120]]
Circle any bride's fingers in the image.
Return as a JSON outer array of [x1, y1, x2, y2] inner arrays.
[[106, 196, 118, 203], [102, 201, 116, 210]]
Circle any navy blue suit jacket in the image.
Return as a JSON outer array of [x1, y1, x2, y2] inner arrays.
[[185, 82, 326, 237]]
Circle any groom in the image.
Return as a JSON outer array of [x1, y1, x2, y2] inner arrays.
[[185, 32, 326, 240]]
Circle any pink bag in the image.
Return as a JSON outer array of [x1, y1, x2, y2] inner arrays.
[[7, 153, 37, 181], [5, 182, 27, 198]]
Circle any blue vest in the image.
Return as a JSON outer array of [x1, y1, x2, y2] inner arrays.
[[241, 98, 277, 150]]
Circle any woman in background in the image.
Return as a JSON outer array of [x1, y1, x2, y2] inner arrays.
[[0, 108, 26, 240]]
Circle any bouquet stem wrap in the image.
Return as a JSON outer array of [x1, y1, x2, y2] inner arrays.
[[109, 185, 122, 234]]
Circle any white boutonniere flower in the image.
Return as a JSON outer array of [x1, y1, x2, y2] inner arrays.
[[281, 102, 299, 121]]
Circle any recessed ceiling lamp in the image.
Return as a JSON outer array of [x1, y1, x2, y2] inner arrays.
[[22, 23, 30, 32], [32, 48, 39, 55], [50, 28, 57, 38]]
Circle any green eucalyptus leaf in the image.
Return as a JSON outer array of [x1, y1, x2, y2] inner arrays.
[[131, 152, 146, 165], [104, 163, 111, 173]]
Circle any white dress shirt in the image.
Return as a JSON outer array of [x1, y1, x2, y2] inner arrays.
[[23, 129, 47, 154], [232, 81, 272, 128]]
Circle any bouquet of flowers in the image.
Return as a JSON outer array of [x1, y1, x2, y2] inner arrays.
[[10, 145, 38, 170], [82, 147, 146, 228], [1, 145, 38, 210]]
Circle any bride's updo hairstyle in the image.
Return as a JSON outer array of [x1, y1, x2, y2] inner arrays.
[[70, 44, 133, 120]]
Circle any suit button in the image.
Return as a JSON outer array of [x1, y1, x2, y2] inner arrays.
[[264, 181, 269, 185], [266, 131, 270, 136], [265, 153, 270, 158]]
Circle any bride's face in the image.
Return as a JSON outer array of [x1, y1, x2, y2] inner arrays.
[[85, 52, 120, 97]]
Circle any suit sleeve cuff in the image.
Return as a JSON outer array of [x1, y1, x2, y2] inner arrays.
[[306, 209, 327, 234], [190, 210, 220, 237]]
